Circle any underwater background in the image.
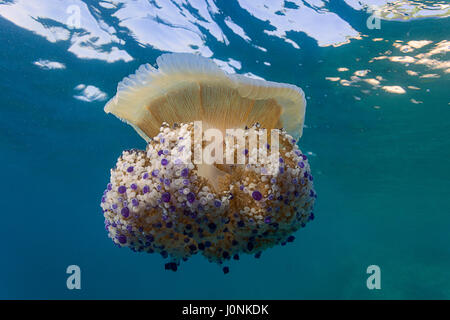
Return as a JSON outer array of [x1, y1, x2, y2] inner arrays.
[[0, 0, 449, 299]]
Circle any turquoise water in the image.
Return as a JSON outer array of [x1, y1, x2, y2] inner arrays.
[[1, 0, 449, 299]]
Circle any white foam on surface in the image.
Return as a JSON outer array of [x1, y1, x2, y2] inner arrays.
[[33, 60, 66, 70], [74, 84, 108, 102]]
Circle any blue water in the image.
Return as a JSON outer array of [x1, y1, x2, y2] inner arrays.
[[1, 0, 449, 299]]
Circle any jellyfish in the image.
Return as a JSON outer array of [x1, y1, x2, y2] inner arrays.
[[100, 53, 316, 273]]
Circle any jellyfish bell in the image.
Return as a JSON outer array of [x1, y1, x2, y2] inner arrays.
[[100, 53, 315, 272], [104, 53, 306, 140]]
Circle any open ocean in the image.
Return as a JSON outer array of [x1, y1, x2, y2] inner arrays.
[[0, 0, 449, 299]]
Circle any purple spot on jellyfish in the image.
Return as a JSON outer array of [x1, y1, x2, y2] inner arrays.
[[187, 192, 195, 203], [161, 192, 171, 203], [121, 207, 130, 218], [181, 168, 189, 177], [118, 235, 127, 244]]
